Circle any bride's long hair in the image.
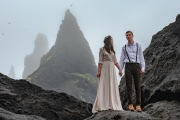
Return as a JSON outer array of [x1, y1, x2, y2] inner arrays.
[[103, 35, 115, 54]]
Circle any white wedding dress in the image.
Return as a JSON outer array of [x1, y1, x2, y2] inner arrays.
[[92, 48, 123, 113]]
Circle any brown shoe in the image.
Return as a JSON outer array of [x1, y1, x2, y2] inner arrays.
[[136, 105, 142, 112], [128, 104, 135, 111]]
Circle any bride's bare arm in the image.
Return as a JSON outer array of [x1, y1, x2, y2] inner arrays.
[[97, 63, 102, 78], [115, 63, 123, 76], [115, 63, 121, 71]]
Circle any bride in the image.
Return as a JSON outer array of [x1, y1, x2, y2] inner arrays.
[[92, 35, 123, 113]]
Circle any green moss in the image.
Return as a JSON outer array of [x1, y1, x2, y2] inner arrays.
[[26, 77, 31, 82], [71, 73, 97, 83], [46, 55, 52, 61], [71, 79, 79, 84]]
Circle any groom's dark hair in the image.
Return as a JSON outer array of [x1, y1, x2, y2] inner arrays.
[[126, 31, 133, 36]]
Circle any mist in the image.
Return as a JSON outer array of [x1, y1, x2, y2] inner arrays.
[[0, 0, 180, 84]]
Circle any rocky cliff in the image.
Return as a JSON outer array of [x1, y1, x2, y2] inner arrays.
[[0, 73, 157, 120], [22, 33, 49, 79], [8, 65, 15, 79], [0, 73, 92, 120], [26, 10, 97, 103], [119, 14, 180, 120]]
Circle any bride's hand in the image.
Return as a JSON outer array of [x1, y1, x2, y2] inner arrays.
[[119, 70, 123, 77], [97, 72, 101, 78]]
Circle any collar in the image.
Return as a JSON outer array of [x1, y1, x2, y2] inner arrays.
[[127, 41, 136, 46]]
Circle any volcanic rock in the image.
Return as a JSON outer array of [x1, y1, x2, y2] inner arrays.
[[143, 100, 180, 120], [0, 73, 92, 120], [85, 110, 157, 120], [0, 108, 45, 120]]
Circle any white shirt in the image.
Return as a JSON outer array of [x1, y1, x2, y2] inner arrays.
[[119, 42, 145, 71]]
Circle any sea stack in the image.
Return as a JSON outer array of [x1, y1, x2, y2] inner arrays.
[[22, 33, 49, 79], [8, 65, 15, 79], [27, 10, 98, 103]]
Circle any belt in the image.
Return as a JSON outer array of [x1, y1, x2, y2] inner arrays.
[[126, 62, 139, 64]]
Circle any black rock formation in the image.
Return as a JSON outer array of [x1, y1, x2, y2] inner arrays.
[[85, 110, 157, 120], [8, 65, 15, 79], [0, 108, 45, 120], [119, 14, 180, 119], [0, 73, 92, 120], [22, 33, 49, 79], [143, 100, 180, 120], [27, 10, 97, 103]]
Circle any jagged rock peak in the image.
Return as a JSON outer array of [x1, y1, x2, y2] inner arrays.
[[65, 9, 70, 14], [64, 9, 73, 19], [61, 9, 79, 27], [27, 10, 97, 103], [176, 14, 180, 23]]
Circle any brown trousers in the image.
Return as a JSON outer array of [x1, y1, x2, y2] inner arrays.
[[125, 63, 141, 105]]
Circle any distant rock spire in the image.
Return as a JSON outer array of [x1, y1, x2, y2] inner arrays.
[[22, 33, 49, 79], [8, 65, 15, 79], [27, 10, 97, 103]]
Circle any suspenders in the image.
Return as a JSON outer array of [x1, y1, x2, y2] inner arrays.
[[125, 43, 138, 63]]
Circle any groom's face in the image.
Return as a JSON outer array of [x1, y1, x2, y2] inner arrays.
[[126, 32, 133, 41]]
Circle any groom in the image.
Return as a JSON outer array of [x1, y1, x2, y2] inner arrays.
[[119, 31, 145, 112]]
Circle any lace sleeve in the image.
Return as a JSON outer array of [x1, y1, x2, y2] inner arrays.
[[98, 48, 103, 64]]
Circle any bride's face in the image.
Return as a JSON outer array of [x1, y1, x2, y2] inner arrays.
[[110, 37, 113, 44]]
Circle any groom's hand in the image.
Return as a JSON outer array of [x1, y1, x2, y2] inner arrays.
[[119, 70, 123, 77], [140, 70, 145, 74]]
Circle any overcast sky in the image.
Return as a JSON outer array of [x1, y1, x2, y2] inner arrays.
[[0, 0, 180, 82]]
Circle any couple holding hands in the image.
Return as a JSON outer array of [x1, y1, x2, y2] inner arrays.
[[92, 31, 145, 113]]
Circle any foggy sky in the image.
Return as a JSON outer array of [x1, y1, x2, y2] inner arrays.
[[0, 0, 180, 83]]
